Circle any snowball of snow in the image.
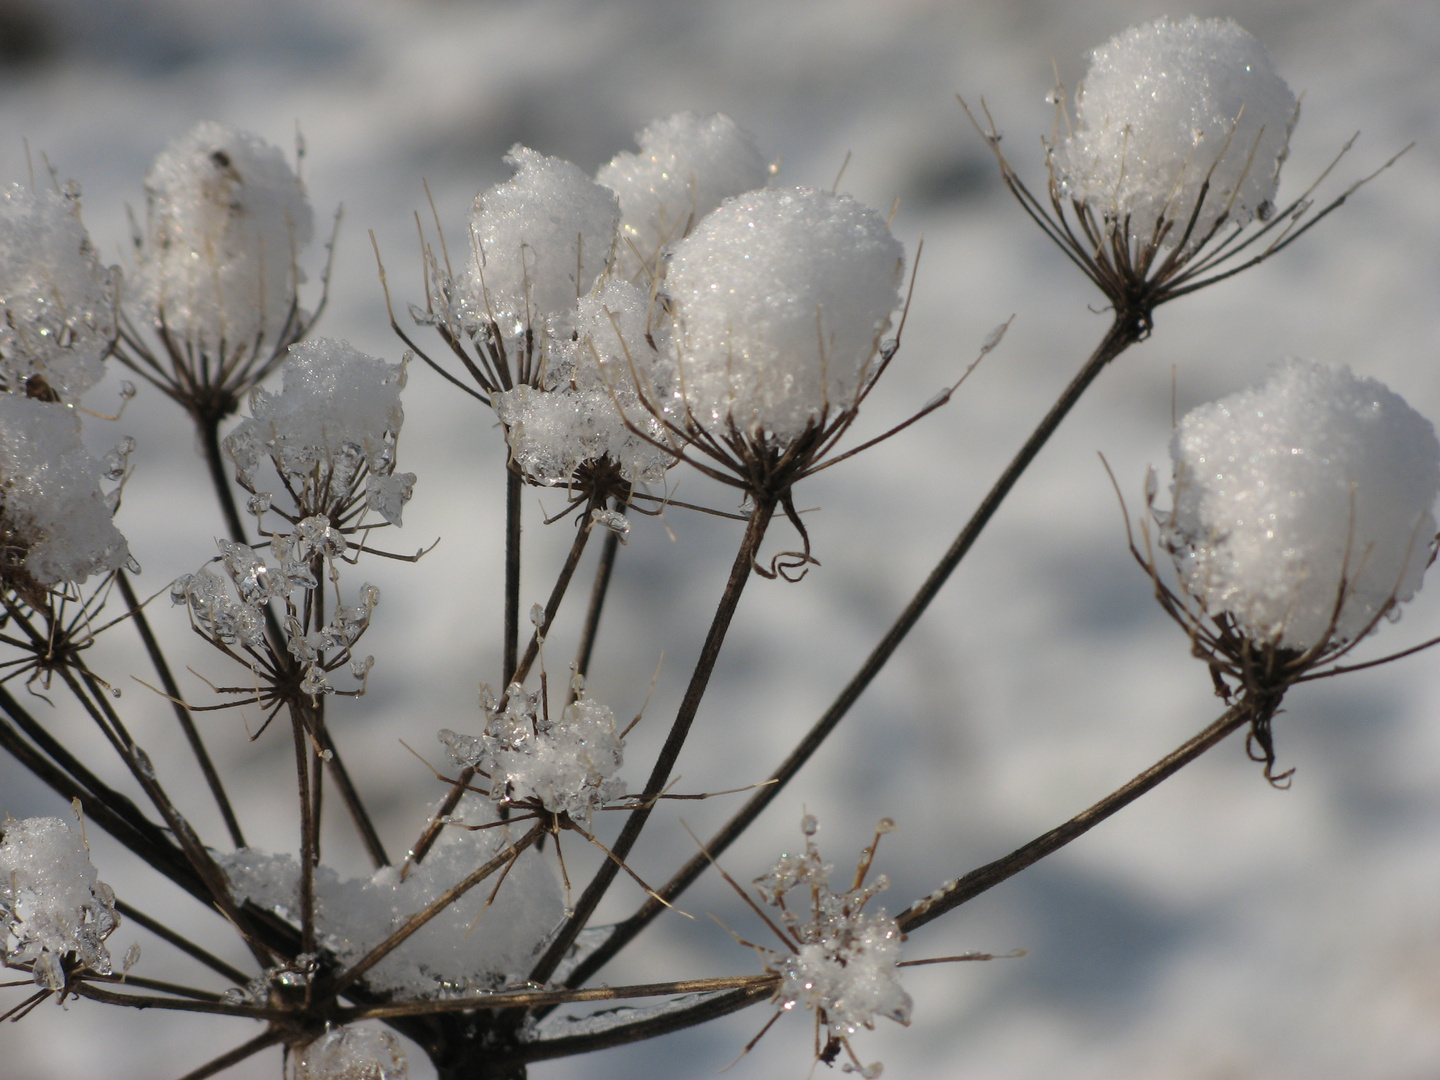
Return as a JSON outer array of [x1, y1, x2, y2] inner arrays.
[[441, 681, 627, 827], [0, 816, 119, 991], [598, 112, 769, 282], [493, 279, 674, 486], [0, 395, 133, 587], [0, 183, 116, 403], [1167, 358, 1440, 651], [294, 1025, 407, 1080], [132, 121, 313, 351], [224, 339, 408, 508], [665, 187, 903, 443], [1056, 17, 1296, 249], [464, 146, 619, 339], [220, 807, 561, 998]]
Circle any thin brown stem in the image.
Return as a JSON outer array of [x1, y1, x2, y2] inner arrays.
[[504, 465, 522, 684], [172, 1031, 284, 1080]]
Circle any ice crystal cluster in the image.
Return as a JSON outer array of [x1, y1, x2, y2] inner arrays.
[[294, 1025, 407, 1080], [132, 121, 313, 351], [598, 112, 770, 283], [665, 187, 904, 442], [464, 146, 620, 342], [0, 816, 118, 992], [1056, 16, 1297, 247], [1166, 358, 1440, 651], [0, 183, 116, 403], [172, 528, 378, 695], [493, 278, 674, 486], [225, 339, 414, 524], [755, 817, 911, 1057], [0, 395, 133, 589], [439, 678, 626, 827], [220, 815, 561, 998]]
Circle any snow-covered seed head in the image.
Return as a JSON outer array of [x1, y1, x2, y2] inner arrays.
[[0, 815, 120, 992], [293, 1025, 408, 1080], [598, 112, 770, 283], [465, 146, 619, 343], [0, 395, 134, 592], [665, 186, 904, 445], [1166, 358, 1440, 653], [224, 338, 412, 523], [1, 183, 117, 404], [753, 817, 911, 1068], [493, 278, 675, 489], [1056, 16, 1297, 250], [132, 121, 313, 355]]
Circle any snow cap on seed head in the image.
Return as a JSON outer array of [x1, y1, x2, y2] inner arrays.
[[133, 121, 313, 353], [1056, 16, 1297, 249], [1167, 358, 1439, 652], [664, 186, 904, 444], [464, 146, 620, 341], [598, 112, 770, 283]]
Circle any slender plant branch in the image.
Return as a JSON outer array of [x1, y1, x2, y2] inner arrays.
[[171, 1031, 284, 1080], [115, 899, 249, 985], [505, 465, 522, 684], [564, 315, 1142, 988]]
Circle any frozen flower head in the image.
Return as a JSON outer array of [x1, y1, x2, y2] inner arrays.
[[0, 183, 117, 404], [130, 122, 314, 380], [665, 186, 904, 446], [748, 816, 910, 1078], [225, 338, 414, 526], [493, 278, 675, 498], [598, 112, 769, 284], [294, 1025, 407, 1080], [1056, 17, 1296, 250], [0, 815, 119, 993], [464, 146, 619, 345], [0, 394, 134, 597], [1165, 358, 1439, 656]]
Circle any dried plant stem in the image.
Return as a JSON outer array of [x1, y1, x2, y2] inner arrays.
[[573, 509, 624, 688], [505, 465, 522, 684], [566, 316, 1141, 989], [530, 497, 777, 985], [114, 899, 248, 984], [171, 1031, 285, 1080], [117, 570, 246, 848], [897, 702, 1250, 931], [292, 706, 318, 956], [198, 414, 251, 548]]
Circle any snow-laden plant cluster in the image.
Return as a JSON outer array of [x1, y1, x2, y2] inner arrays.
[[752, 816, 911, 1078], [3, 14, 1439, 1080], [131, 121, 314, 354], [439, 677, 627, 828], [1165, 357, 1440, 652], [0, 183, 116, 404], [0, 815, 119, 993], [1056, 16, 1297, 248], [0, 394, 134, 591]]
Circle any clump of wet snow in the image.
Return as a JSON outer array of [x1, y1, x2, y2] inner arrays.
[[131, 121, 312, 354], [1166, 357, 1440, 651], [0, 183, 116, 404], [664, 186, 903, 443], [0, 815, 119, 992], [1055, 16, 1297, 250], [598, 112, 769, 283], [0, 395, 134, 589], [294, 1025, 407, 1080]]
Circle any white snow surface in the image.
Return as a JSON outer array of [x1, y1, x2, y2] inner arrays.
[[0, 183, 115, 403], [0, 395, 132, 586], [1056, 16, 1297, 250], [131, 120, 313, 353], [1167, 358, 1439, 652], [463, 146, 619, 341], [5, 3, 1440, 1080], [0, 816, 118, 992], [598, 112, 770, 284], [665, 186, 904, 442]]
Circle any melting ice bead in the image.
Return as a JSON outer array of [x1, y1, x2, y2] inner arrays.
[[1167, 358, 1440, 651], [294, 1025, 407, 1080], [665, 187, 903, 443], [1055, 17, 1296, 249]]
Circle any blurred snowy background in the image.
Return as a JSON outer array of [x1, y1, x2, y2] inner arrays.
[[3, 0, 1439, 1077]]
